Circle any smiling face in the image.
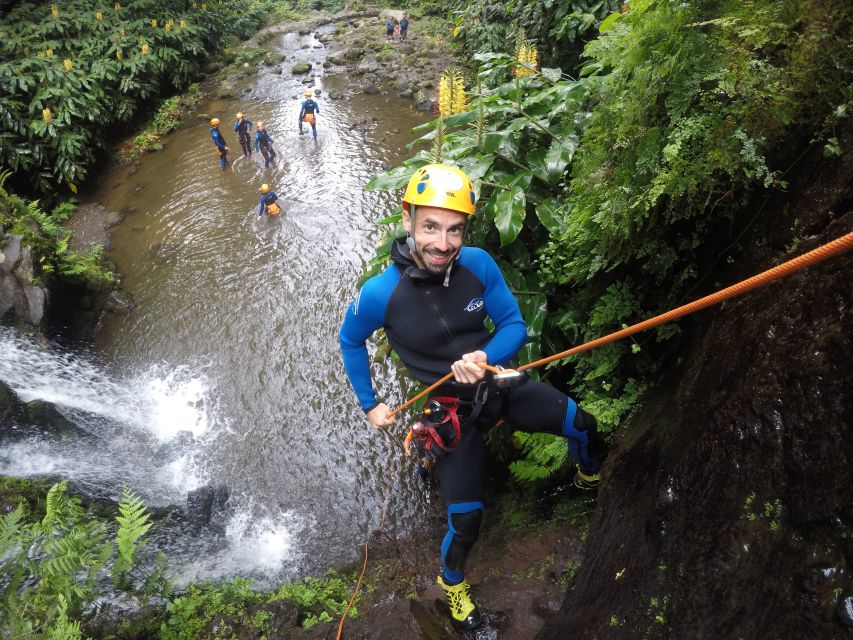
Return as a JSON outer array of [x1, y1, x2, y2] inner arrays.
[[402, 205, 468, 274]]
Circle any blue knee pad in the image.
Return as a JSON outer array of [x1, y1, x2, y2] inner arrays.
[[441, 501, 483, 584], [562, 399, 599, 472]]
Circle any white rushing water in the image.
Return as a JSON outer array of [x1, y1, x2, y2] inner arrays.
[[0, 329, 305, 585]]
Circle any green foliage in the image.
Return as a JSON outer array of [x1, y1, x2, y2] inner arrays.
[[0, 482, 161, 639], [270, 570, 358, 628], [0, 0, 277, 199], [0, 171, 114, 287], [365, 0, 852, 483], [121, 87, 203, 160], [509, 432, 568, 482], [161, 570, 359, 638], [112, 487, 153, 588]]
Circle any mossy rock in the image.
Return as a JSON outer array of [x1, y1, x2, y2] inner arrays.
[[217, 79, 237, 99], [291, 61, 313, 74]]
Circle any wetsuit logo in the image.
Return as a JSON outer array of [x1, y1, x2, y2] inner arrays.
[[464, 297, 484, 312]]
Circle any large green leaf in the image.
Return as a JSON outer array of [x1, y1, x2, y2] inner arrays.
[[482, 130, 510, 154], [490, 185, 526, 246], [535, 198, 566, 236]]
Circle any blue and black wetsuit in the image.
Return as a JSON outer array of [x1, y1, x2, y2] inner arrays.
[[234, 118, 254, 156], [210, 126, 228, 170], [339, 237, 603, 586], [257, 191, 279, 217], [399, 17, 409, 40], [299, 99, 319, 139], [254, 128, 277, 168]]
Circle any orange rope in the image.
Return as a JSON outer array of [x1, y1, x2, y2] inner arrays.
[[336, 542, 368, 640], [389, 231, 853, 412], [518, 231, 853, 371], [388, 363, 502, 418]]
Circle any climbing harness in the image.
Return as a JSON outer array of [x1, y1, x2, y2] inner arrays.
[[403, 398, 462, 467], [335, 230, 853, 637]]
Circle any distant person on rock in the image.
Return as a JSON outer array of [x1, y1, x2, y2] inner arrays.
[[209, 118, 229, 171], [257, 183, 281, 219], [385, 17, 394, 41], [338, 163, 607, 633], [299, 90, 320, 140], [399, 15, 409, 41], [254, 121, 277, 168], [234, 112, 254, 157]]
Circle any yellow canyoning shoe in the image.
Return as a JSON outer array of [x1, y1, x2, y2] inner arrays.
[[573, 464, 601, 490], [437, 575, 483, 631]]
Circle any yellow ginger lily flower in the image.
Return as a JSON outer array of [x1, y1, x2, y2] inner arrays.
[[116, 49, 123, 60], [438, 67, 466, 116], [42, 108, 53, 124], [96, 11, 102, 21], [51, 4, 59, 18], [513, 41, 539, 77], [141, 42, 150, 55], [63, 58, 73, 71], [151, 19, 157, 27]]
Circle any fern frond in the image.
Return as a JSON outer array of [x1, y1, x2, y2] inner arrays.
[[114, 487, 152, 577]]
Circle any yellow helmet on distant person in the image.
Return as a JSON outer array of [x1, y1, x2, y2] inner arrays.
[[402, 164, 476, 216], [236, 112, 243, 119], [259, 184, 270, 193], [304, 90, 312, 97], [210, 117, 220, 126]]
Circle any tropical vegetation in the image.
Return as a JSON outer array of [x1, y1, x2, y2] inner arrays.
[[365, 0, 852, 480]]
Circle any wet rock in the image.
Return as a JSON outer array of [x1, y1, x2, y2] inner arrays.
[[345, 47, 364, 61], [104, 288, 134, 314], [126, 161, 140, 176], [397, 89, 413, 99], [416, 99, 436, 113], [106, 210, 125, 227], [153, 430, 194, 465], [327, 51, 347, 65], [357, 59, 379, 75], [291, 61, 312, 74], [133, 183, 144, 193], [300, 43, 310, 49], [314, 88, 322, 96], [329, 90, 343, 100], [0, 235, 23, 274], [362, 81, 380, 95], [272, 67, 283, 74], [24, 400, 94, 442], [186, 484, 230, 527], [532, 592, 563, 619], [0, 380, 25, 432]]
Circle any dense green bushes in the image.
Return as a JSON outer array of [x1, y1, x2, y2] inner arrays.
[[366, 0, 852, 480], [0, 0, 275, 199], [0, 171, 114, 286]]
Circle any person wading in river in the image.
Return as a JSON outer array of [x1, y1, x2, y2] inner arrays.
[[299, 90, 320, 140], [257, 183, 281, 220], [254, 121, 277, 168], [338, 163, 606, 632], [234, 112, 253, 157], [209, 118, 229, 171]]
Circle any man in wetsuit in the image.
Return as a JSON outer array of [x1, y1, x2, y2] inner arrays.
[[234, 112, 253, 157], [299, 90, 320, 140], [209, 118, 229, 171], [254, 121, 277, 168], [338, 163, 605, 632], [257, 183, 281, 219]]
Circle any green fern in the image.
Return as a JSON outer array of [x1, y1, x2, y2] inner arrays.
[[113, 486, 152, 584], [509, 432, 569, 483]]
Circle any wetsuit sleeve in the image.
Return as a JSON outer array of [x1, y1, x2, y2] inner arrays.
[[254, 132, 260, 151], [246, 119, 253, 129], [234, 121, 239, 132], [338, 269, 397, 412], [299, 102, 306, 119], [211, 130, 226, 150], [459, 248, 527, 365], [258, 194, 265, 215]]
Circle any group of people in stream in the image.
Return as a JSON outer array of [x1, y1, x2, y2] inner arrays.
[[339, 163, 607, 631], [208, 90, 321, 219]]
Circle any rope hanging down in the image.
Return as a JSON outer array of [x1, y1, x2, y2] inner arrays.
[[390, 231, 853, 416]]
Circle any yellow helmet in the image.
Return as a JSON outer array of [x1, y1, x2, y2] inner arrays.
[[210, 117, 220, 126], [304, 90, 312, 97], [259, 184, 270, 193], [402, 164, 476, 216], [236, 112, 243, 119]]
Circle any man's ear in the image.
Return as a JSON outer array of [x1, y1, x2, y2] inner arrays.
[[402, 208, 412, 234]]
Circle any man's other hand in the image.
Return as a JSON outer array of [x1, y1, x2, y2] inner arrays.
[[367, 403, 395, 429], [451, 350, 488, 384]]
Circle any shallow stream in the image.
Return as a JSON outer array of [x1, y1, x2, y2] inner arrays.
[[1, 24, 434, 587]]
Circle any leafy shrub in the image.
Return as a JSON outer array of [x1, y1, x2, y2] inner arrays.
[[0, 0, 276, 199], [364, 0, 852, 482], [0, 171, 113, 287], [0, 482, 158, 639]]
